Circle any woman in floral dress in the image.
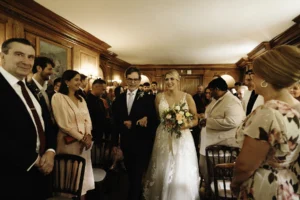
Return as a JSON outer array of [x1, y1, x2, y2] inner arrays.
[[231, 45, 300, 199]]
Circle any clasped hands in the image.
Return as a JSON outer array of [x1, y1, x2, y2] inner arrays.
[[80, 134, 92, 152], [124, 116, 148, 129], [198, 113, 206, 127]]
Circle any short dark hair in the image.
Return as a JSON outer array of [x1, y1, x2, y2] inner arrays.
[[1, 38, 34, 54], [80, 74, 87, 81], [234, 82, 242, 86], [151, 81, 157, 85], [53, 77, 61, 86], [208, 77, 228, 91], [32, 56, 55, 73], [92, 78, 106, 85], [125, 66, 141, 79], [245, 69, 254, 75], [143, 82, 150, 86]]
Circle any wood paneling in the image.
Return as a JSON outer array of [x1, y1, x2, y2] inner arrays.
[[0, 0, 129, 84]]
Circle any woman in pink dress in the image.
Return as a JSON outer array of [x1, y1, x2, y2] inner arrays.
[[52, 70, 94, 199]]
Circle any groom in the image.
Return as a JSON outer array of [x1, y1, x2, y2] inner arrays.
[[112, 66, 157, 200]]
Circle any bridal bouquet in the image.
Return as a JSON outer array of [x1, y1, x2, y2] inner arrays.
[[162, 102, 194, 138]]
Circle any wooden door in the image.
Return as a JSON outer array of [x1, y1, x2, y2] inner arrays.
[[180, 75, 203, 95]]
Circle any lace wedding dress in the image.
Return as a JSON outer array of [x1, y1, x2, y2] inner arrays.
[[143, 93, 200, 200]]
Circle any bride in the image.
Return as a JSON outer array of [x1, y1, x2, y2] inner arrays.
[[143, 69, 200, 200]]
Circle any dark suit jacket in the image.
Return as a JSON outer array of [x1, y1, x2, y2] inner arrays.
[[0, 73, 49, 198], [26, 79, 57, 152], [112, 90, 157, 156], [193, 93, 207, 114], [86, 92, 108, 142], [78, 88, 87, 100]]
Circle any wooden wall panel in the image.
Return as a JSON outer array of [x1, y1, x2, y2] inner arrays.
[[134, 65, 240, 95]]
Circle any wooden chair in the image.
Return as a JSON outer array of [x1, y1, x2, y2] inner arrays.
[[88, 138, 114, 199], [205, 145, 240, 200], [212, 163, 236, 199], [47, 154, 86, 200], [91, 138, 113, 182]]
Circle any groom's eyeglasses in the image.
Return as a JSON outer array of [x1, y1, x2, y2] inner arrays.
[[126, 78, 140, 82]]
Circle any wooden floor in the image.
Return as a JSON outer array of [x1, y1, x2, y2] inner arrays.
[[87, 170, 129, 200]]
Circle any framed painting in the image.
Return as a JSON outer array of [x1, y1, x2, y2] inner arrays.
[[38, 38, 69, 81]]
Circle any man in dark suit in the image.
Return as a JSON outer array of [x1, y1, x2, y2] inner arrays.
[[78, 73, 88, 99], [151, 81, 160, 95], [0, 38, 56, 199], [112, 67, 157, 200], [86, 78, 108, 143], [26, 56, 58, 197], [192, 84, 204, 160]]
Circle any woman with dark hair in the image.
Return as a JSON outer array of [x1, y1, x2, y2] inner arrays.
[[51, 70, 94, 199], [231, 45, 300, 199]]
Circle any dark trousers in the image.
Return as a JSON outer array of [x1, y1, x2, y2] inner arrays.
[[4, 166, 50, 200], [123, 151, 150, 200]]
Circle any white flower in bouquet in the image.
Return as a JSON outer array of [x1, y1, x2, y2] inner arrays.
[[161, 102, 194, 138]]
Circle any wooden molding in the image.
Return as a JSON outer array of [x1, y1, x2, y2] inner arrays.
[[247, 42, 271, 60], [0, 0, 111, 52], [236, 57, 249, 68], [293, 14, 300, 23], [134, 64, 237, 69], [270, 22, 300, 47]]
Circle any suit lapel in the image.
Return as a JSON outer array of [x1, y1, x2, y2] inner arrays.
[[0, 73, 34, 123], [129, 90, 141, 117]]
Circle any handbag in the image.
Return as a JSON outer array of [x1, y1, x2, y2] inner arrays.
[[64, 135, 77, 145]]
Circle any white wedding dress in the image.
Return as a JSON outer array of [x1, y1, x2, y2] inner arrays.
[[143, 93, 200, 200]]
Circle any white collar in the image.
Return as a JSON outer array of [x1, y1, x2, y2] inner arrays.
[[127, 89, 138, 95], [0, 66, 23, 86], [32, 77, 48, 91]]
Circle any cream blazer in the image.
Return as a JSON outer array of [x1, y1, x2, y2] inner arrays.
[[200, 91, 245, 155]]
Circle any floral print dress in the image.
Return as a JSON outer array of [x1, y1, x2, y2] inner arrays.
[[236, 100, 300, 200]]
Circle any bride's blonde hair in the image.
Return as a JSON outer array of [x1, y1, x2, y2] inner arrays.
[[165, 69, 181, 81]]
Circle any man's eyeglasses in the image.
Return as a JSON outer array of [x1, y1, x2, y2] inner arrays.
[[126, 78, 140, 82]]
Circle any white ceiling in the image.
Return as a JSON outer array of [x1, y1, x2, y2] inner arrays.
[[34, 0, 300, 65]]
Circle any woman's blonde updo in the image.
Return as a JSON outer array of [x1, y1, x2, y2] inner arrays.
[[165, 69, 181, 81], [253, 45, 300, 89]]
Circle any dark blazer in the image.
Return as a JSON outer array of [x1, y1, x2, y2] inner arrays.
[[78, 88, 87, 100], [26, 79, 57, 151], [86, 92, 107, 142], [0, 73, 48, 198], [112, 90, 157, 155]]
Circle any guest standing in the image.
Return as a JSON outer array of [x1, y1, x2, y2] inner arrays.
[[231, 45, 300, 199], [1, 38, 56, 199], [112, 67, 157, 200], [52, 70, 94, 199]]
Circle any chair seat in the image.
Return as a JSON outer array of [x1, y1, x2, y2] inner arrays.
[[93, 168, 106, 182], [210, 180, 233, 197]]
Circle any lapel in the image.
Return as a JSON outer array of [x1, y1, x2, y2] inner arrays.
[[0, 73, 34, 123], [26, 79, 51, 112], [129, 90, 143, 116]]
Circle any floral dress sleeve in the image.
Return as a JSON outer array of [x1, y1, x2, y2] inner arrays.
[[238, 101, 300, 156]]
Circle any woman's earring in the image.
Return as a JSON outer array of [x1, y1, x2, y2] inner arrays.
[[67, 85, 69, 88], [260, 80, 268, 88]]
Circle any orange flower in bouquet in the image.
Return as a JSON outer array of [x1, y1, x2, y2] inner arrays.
[[162, 102, 194, 138]]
